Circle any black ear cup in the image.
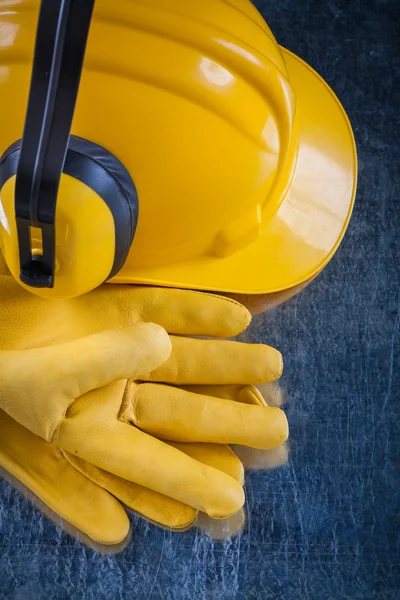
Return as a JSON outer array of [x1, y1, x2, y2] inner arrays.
[[0, 136, 138, 280]]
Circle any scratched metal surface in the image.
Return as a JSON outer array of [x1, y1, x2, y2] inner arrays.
[[1, 0, 399, 598]]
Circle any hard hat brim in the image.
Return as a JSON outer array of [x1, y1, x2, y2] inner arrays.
[[110, 48, 357, 295]]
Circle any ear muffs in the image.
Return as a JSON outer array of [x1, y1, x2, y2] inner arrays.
[[0, 136, 138, 281], [0, 0, 140, 298]]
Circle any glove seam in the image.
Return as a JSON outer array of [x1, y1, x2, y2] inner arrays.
[[240, 464, 244, 485], [52, 421, 62, 444], [131, 510, 198, 531], [168, 513, 198, 529], [119, 378, 138, 425], [270, 352, 283, 383], [243, 386, 267, 407], [175, 515, 197, 529], [52, 393, 79, 444]]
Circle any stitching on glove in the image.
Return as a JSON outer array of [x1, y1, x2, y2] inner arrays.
[[174, 514, 198, 529], [52, 422, 61, 444], [239, 463, 245, 485], [226, 445, 245, 485], [270, 352, 284, 383], [142, 511, 198, 531], [242, 385, 267, 407], [52, 390, 82, 444]]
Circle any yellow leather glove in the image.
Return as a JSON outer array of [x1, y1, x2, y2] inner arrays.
[[0, 273, 288, 532], [0, 383, 283, 547], [0, 408, 246, 545]]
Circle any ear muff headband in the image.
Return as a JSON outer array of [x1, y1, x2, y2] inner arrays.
[[14, 0, 95, 288]]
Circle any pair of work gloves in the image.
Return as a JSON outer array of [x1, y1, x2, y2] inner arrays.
[[0, 261, 288, 546]]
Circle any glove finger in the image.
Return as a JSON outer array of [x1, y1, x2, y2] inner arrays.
[[142, 336, 283, 385], [60, 322, 172, 395], [125, 383, 288, 450], [0, 278, 249, 347], [58, 389, 244, 519], [63, 452, 197, 531], [0, 410, 129, 545], [64, 443, 245, 530], [76, 285, 251, 338], [130, 287, 252, 338], [168, 442, 244, 484], [173, 389, 287, 471]]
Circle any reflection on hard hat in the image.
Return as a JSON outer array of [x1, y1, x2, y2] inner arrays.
[[0, 21, 18, 47], [199, 57, 235, 88]]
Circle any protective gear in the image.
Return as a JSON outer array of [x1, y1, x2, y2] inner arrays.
[[0, 383, 280, 546], [0, 0, 356, 300], [0, 271, 288, 527], [0, 409, 241, 545]]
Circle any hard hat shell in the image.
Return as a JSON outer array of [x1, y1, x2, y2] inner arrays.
[[0, 0, 357, 298]]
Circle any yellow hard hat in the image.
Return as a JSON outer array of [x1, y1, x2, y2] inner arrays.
[[0, 0, 357, 299]]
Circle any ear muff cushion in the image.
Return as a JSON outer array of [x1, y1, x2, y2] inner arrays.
[[66, 136, 138, 278], [0, 136, 138, 280]]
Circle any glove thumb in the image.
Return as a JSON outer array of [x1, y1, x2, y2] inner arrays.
[[60, 322, 172, 395], [0, 322, 171, 441]]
